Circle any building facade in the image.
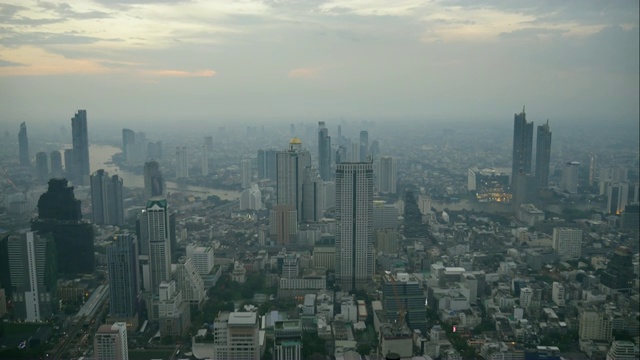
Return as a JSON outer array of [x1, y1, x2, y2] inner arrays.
[[71, 110, 90, 185]]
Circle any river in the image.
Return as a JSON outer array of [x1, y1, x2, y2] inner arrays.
[[82, 144, 241, 201], [430, 199, 601, 214]]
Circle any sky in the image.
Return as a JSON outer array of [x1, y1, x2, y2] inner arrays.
[[0, 0, 638, 126]]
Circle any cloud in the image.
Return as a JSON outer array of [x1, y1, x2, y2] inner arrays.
[[287, 66, 322, 79], [499, 28, 569, 40], [0, 58, 24, 66], [143, 69, 216, 77], [0, 46, 111, 76]]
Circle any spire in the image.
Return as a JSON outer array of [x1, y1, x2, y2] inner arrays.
[[522, 105, 525, 114]]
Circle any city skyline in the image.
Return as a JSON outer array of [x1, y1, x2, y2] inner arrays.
[[0, 2, 638, 125]]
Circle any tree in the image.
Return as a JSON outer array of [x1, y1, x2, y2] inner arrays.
[[357, 343, 372, 355]]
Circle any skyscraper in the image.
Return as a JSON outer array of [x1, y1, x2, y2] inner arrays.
[[107, 233, 139, 319], [122, 128, 135, 163], [607, 183, 629, 215], [174, 257, 205, 308], [32, 178, 95, 274], [64, 148, 74, 178], [18, 122, 30, 166], [560, 161, 580, 194], [50, 150, 63, 177], [35, 151, 49, 182], [94, 322, 128, 360], [146, 198, 171, 295], [201, 145, 209, 176], [511, 107, 533, 186], [213, 312, 260, 360], [552, 227, 582, 260], [301, 167, 324, 222], [91, 169, 124, 226], [241, 159, 252, 189], [276, 138, 311, 221], [204, 136, 213, 154], [535, 120, 552, 189], [335, 162, 374, 291], [378, 156, 397, 194], [143, 161, 165, 199], [359, 130, 369, 162], [71, 110, 90, 185], [257, 149, 277, 180], [600, 246, 634, 292], [8, 231, 57, 321], [318, 121, 332, 181], [175, 146, 188, 178]]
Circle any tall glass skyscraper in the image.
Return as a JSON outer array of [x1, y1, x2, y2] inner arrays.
[[276, 138, 311, 221], [511, 107, 533, 186], [318, 121, 332, 181], [91, 169, 124, 226], [18, 122, 30, 166], [107, 233, 139, 319], [335, 162, 373, 291], [535, 120, 552, 189], [71, 110, 90, 185], [146, 198, 171, 295]]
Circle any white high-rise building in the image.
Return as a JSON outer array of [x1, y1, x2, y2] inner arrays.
[[560, 161, 580, 194], [418, 194, 431, 215], [175, 146, 188, 178], [201, 145, 209, 176], [552, 227, 582, 260], [147, 197, 171, 295], [94, 322, 128, 360], [335, 162, 373, 291], [579, 310, 612, 341], [606, 340, 639, 360], [174, 257, 205, 307], [519, 287, 533, 309], [213, 312, 260, 360], [240, 184, 263, 211], [378, 156, 397, 194], [551, 282, 565, 307], [186, 244, 215, 276], [276, 138, 311, 220], [241, 159, 252, 189]]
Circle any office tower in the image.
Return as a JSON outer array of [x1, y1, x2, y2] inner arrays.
[[621, 204, 640, 232], [91, 169, 124, 226], [213, 312, 260, 360], [579, 310, 612, 341], [274, 320, 303, 360], [186, 244, 215, 276], [18, 122, 30, 166], [175, 146, 188, 178], [169, 212, 177, 262], [32, 178, 95, 274], [535, 120, 552, 189], [174, 257, 205, 308], [335, 146, 346, 165], [552, 227, 582, 260], [240, 184, 263, 211], [204, 136, 213, 153], [143, 161, 165, 199], [511, 107, 533, 186], [301, 167, 324, 222], [147, 198, 171, 295], [607, 183, 629, 215], [606, 340, 639, 360], [147, 140, 162, 160], [378, 156, 397, 194], [201, 145, 209, 176], [512, 172, 537, 209], [551, 282, 565, 306], [8, 231, 57, 321], [35, 151, 49, 182], [560, 161, 580, 194], [323, 181, 336, 210], [359, 130, 369, 162], [588, 153, 595, 186], [276, 138, 311, 220], [350, 142, 360, 162], [71, 110, 90, 185], [318, 121, 332, 181], [257, 149, 278, 180], [382, 272, 427, 334], [122, 128, 135, 162], [50, 150, 63, 177], [156, 280, 191, 336], [335, 162, 373, 291], [270, 205, 297, 245], [369, 140, 380, 162], [241, 159, 252, 188], [64, 148, 74, 178], [600, 246, 633, 292], [94, 322, 128, 360], [107, 233, 139, 320]]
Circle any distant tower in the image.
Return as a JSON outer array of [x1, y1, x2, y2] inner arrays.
[[18, 122, 30, 166], [607, 183, 629, 215], [560, 162, 580, 194], [335, 162, 373, 291], [201, 146, 209, 176], [71, 110, 90, 185], [64, 149, 74, 178], [359, 130, 369, 162], [535, 120, 552, 189], [50, 150, 63, 177], [8, 231, 57, 321], [301, 167, 324, 222], [107, 233, 139, 319], [94, 322, 128, 360], [318, 122, 332, 181], [276, 138, 311, 221], [257, 149, 277, 180], [350, 142, 360, 162], [335, 146, 346, 165], [204, 136, 213, 154], [91, 169, 124, 226], [241, 159, 252, 189], [146, 198, 171, 295], [588, 153, 596, 186], [378, 156, 397, 194], [122, 128, 135, 163], [143, 161, 165, 199], [511, 107, 533, 186], [35, 151, 49, 182], [175, 146, 188, 178]]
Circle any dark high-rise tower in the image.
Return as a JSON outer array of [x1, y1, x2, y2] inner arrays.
[[18, 122, 30, 166], [511, 107, 533, 186], [107, 232, 139, 319], [50, 150, 63, 177], [31, 179, 95, 274], [91, 169, 124, 226], [64, 148, 74, 178], [535, 120, 552, 189], [276, 138, 311, 221], [318, 122, 332, 181], [143, 161, 165, 199], [35, 151, 49, 182], [359, 130, 369, 162], [122, 128, 135, 162], [257, 149, 277, 180], [71, 110, 90, 185], [600, 246, 634, 292]]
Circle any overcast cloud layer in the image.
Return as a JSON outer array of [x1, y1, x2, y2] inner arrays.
[[0, 0, 638, 125]]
